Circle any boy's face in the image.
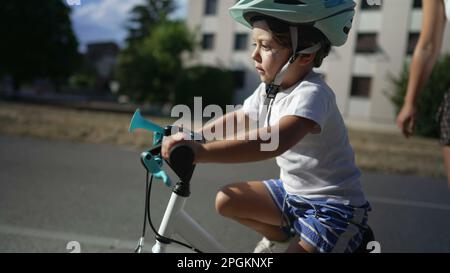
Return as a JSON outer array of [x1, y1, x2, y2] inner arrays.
[[251, 20, 291, 84]]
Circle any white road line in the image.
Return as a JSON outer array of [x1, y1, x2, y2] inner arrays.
[[368, 196, 450, 211], [0, 224, 189, 253]]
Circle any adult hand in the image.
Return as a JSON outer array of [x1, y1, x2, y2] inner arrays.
[[161, 132, 205, 163], [396, 103, 417, 138]]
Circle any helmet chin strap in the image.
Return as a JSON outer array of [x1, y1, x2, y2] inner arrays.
[[271, 26, 321, 88], [260, 26, 321, 128]]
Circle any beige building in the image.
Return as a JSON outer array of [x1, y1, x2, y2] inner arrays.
[[186, 0, 450, 129]]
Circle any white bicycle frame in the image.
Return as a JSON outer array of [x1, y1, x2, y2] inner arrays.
[[151, 190, 228, 253], [128, 110, 233, 253]]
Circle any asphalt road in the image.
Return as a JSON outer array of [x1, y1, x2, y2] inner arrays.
[[0, 135, 449, 253]]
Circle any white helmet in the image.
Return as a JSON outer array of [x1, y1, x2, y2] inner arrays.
[[229, 0, 356, 46]]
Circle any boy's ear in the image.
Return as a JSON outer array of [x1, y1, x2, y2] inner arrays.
[[297, 53, 316, 66]]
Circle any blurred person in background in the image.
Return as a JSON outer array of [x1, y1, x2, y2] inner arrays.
[[396, 0, 450, 187]]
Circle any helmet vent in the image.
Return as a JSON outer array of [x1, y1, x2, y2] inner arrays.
[[274, 0, 306, 5], [343, 26, 350, 34]]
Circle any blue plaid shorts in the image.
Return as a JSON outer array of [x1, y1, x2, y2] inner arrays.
[[263, 179, 371, 253]]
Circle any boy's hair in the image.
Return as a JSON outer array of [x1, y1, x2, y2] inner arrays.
[[251, 16, 331, 68]]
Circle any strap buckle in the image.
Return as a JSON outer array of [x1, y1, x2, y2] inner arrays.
[[266, 84, 280, 100]]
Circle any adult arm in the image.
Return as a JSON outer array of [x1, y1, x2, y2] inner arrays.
[[397, 0, 447, 137]]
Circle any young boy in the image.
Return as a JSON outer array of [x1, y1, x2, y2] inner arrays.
[[162, 0, 371, 253]]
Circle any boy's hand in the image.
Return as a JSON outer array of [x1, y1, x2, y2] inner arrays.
[[161, 132, 205, 163]]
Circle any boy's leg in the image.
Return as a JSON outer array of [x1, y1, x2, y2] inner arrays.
[[215, 181, 357, 253], [215, 181, 289, 242], [232, 218, 289, 242], [285, 236, 317, 253]]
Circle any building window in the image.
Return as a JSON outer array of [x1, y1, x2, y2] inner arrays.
[[360, 0, 382, 10], [202, 33, 215, 50], [355, 33, 378, 53], [351, 77, 372, 97], [234, 33, 248, 51], [204, 0, 218, 15], [232, 70, 246, 89], [406, 32, 420, 55], [412, 0, 422, 9]]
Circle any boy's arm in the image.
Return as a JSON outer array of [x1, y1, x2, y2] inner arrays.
[[195, 109, 250, 140], [195, 115, 316, 163]]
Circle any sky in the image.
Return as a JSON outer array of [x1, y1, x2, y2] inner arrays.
[[69, 0, 187, 51]]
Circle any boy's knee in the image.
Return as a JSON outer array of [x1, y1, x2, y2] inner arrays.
[[215, 188, 234, 217]]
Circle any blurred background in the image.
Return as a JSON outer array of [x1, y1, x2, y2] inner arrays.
[[0, 0, 449, 253]]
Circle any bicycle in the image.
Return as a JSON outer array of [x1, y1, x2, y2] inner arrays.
[[128, 109, 375, 253]]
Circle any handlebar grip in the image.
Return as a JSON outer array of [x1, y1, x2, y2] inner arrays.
[[168, 144, 195, 182], [169, 144, 195, 166]]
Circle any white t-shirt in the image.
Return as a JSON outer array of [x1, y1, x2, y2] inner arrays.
[[242, 71, 367, 206]]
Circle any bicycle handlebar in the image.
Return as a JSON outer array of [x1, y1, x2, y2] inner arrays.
[[168, 144, 195, 183], [147, 143, 195, 166], [169, 144, 195, 167], [130, 108, 200, 186], [142, 143, 196, 184]]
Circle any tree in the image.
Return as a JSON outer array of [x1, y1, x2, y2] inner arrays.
[[125, 0, 177, 46], [0, 0, 80, 92], [174, 66, 235, 110], [390, 54, 450, 138], [117, 20, 194, 103]]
